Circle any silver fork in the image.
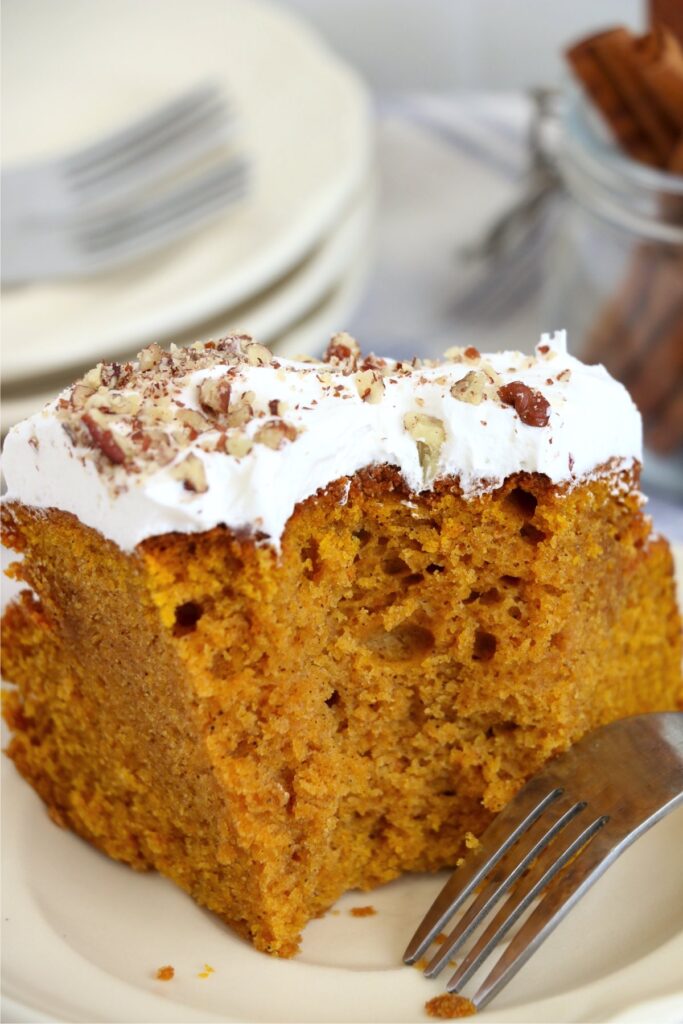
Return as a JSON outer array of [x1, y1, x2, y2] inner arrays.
[[2, 83, 234, 224], [451, 87, 561, 324], [2, 156, 248, 284], [404, 713, 683, 1012]]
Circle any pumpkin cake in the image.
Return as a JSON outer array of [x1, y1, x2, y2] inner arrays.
[[2, 331, 681, 957]]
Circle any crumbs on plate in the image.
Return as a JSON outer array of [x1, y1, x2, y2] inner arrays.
[[198, 963, 215, 979], [350, 905, 377, 917], [424, 993, 476, 1018], [155, 965, 174, 981]]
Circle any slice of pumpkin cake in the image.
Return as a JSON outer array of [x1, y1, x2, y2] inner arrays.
[[2, 331, 681, 956]]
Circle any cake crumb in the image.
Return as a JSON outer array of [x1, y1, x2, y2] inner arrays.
[[464, 832, 481, 850], [435, 932, 448, 944], [414, 957, 429, 970], [350, 905, 376, 917], [425, 993, 476, 1018], [197, 964, 214, 979], [155, 965, 174, 981]]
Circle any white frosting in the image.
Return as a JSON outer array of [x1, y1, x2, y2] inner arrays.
[[2, 332, 642, 551]]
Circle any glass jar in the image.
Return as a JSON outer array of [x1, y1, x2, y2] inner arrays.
[[543, 93, 683, 497]]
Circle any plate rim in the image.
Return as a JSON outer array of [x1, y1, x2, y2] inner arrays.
[[0, 179, 376, 433], [1, 0, 374, 385]]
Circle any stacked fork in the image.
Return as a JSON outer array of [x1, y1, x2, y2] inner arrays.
[[2, 83, 248, 285]]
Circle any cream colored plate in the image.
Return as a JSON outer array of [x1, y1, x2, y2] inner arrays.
[[0, 183, 376, 433], [2, 553, 681, 1024], [1, 0, 372, 384]]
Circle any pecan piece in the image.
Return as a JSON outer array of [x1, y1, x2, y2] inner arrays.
[[70, 383, 96, 411], [354, 368, 385, 404], [323, 332, 360, 369], [225, 431, 254, 458], [171, 453, 208, 492], [177, 408, 209, 433], [498, 381, 550, 427], [404, 412, 446, 481], [88, 391, 141, 416], [82, 413, 127, 464], [245, 342, 273, 366], [254, 419, 298, 449], [226, 390, 255, 428], [82, 365, 104, 389], [198, 375, 232, 415], [450, 370, 486, 405], [137, 343, 163, 371]]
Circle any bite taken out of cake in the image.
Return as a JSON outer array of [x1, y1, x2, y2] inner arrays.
[[2, 331, 681, 957]]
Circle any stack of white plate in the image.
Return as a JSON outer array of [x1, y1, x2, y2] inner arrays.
[[1, 0, 375, 432]]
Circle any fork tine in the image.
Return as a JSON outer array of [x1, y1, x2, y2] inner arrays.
[[81, 159, 247, 247], [453, 207, 548, 323], [471, 815, 614, 1007], [470, 792, 683, 1012], [72, 94, 231, 196], [448, 813, 609, 1001], [403, 782, 563, 964], [424, 796, 586, 977], [80, 160, 248, 272], [64, 84, 225, 181], [473, 217, 547, 322]]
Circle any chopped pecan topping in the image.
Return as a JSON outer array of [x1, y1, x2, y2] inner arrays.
[[225, 431, 254, 458], [137, 343, 163, 371], [245, 342, 273, 366], [198, 375, 232, 414], [82, 365, 103, 389], [450, 370, 486, 405], [254, 419, 298, 449], [268, 398, 287, 416], [464, 346, 480, 360], [404, 411, 446, 480], [171, 453, 208, 492], [226, 391, 255, 428], [359, 353, 388, 373], [99, 361, 133, 389], [354, 368, 385, 404], [82, 413, 127, 464], [88, 391, 141, 416], [556, 368, 572, 382], [177, 409, 209, 433], [498, 381, 550, 427], [322, 332, 360, 369], [480, 361, 502, 386], [70, 383, 96, 410]]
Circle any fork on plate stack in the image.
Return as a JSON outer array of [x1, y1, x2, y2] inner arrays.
[[1, 83, 248, 285]]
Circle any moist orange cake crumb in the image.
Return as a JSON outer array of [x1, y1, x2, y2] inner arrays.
[[350, 905, 377, 917], [425, 993, 476, 1018], [155, 965, 174, 981], [1, 334, 681, 958]]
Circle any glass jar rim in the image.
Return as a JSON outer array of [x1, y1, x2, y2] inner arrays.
[[559, 91, 683, 244], [562, 91, 683, 197]]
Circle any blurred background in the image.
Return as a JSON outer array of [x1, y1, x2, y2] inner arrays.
[[2, 0, 681, 533]]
